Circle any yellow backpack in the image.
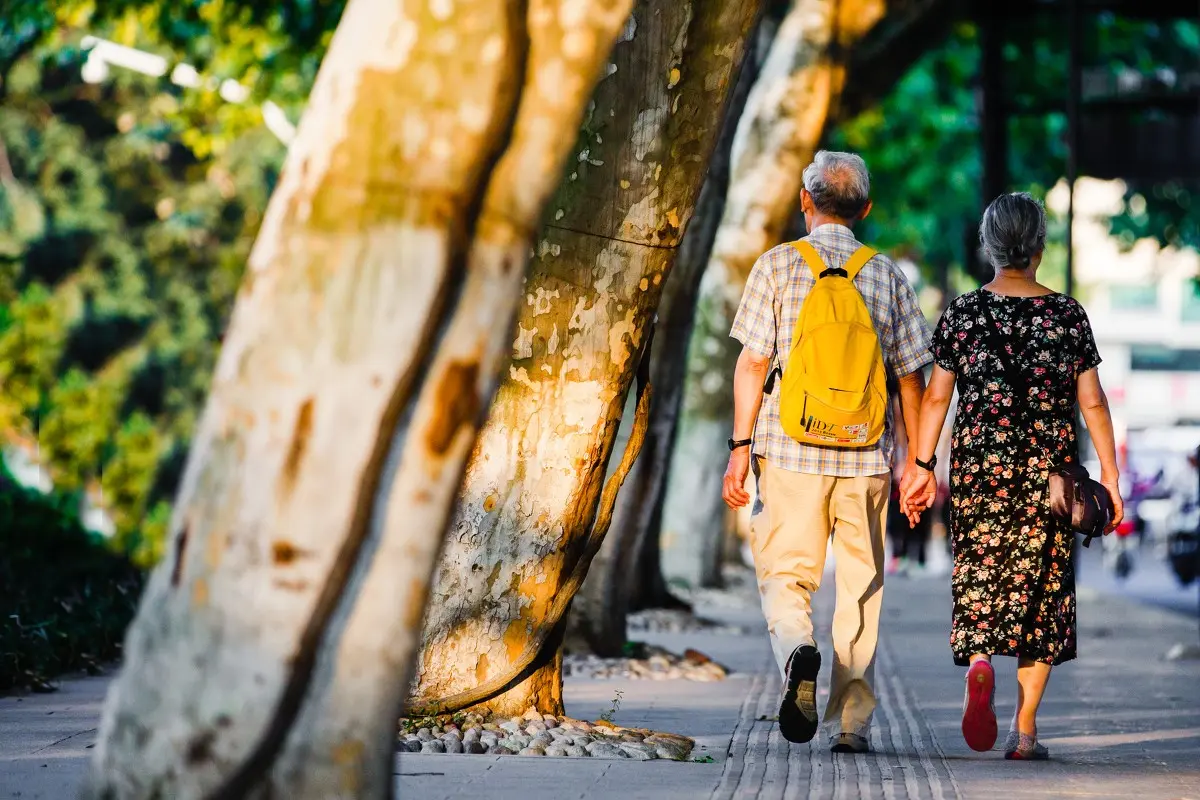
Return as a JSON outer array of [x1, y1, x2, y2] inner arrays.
[[778, 241, 887, 448]]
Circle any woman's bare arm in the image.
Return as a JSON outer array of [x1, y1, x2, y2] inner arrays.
[[1077, 367, 1124, 529]]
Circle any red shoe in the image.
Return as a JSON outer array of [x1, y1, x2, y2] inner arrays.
[[961, 660, 998, 752]]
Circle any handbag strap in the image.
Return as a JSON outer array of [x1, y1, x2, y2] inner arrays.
[[979, 291, 1096, 546]]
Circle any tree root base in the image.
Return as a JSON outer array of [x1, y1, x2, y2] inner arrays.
[[398, 709, 695, 761], [563, 643, 730, 681]]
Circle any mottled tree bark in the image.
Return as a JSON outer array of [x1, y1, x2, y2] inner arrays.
[[83, 0, 634, 797], [567, 8, 779, 655], [411, 0, 764, 718], [661, 0, 904, 590]]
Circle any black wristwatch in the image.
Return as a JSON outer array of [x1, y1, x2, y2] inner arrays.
[[914, 454, 937, 472], [728, 437, 753, 451]]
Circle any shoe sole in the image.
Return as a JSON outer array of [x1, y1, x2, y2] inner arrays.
[[962, 661, 998, 752], [779, 649, 821, 744], [830, 742, 869, 754], [1004, 749, 1049, 761]]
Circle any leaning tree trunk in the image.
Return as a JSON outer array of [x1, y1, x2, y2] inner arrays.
[[83, 0, 635, 797], [410, 0, 764, 719], [661, 0, 892, 590], [566, 7, 781, 656]]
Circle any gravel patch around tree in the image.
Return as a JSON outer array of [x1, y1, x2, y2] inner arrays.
[[563, 644, 730, 681], [398, 708, 695, 761]]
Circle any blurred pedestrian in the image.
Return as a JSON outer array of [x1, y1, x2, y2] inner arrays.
[[901, 192, 1124, 760], [721, 151, 931, 753]]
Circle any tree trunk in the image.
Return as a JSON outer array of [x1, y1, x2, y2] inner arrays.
[[567, 7, 783, 655], [83, 0, 635, 797], [411, 0, 764, 719], [661, 0, 892, 590]]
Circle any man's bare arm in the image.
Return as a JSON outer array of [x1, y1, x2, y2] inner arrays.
[[723, 348, 771, 509], [895, 368, 927, 470], [733, 349, 770, 442]]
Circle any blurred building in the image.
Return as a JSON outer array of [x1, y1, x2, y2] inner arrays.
[[1048, 178, 1200, 437]]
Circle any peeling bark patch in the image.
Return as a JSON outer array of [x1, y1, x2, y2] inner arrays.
[[332, 739, 365, 794], [483, 493, 498, 512], [485, 562, 503, 592], [169, 524, 190, 588], [425, 360, 480, 455], [273, 578, 310, 592], [281, 398, 315, 495], [271, 539, 311, 565], [404, 578, 428, 629], [185, 731, 216, 765], [192, 578, 209, 607], [475, 652, 489, 684], [503, 618, 530, 664]]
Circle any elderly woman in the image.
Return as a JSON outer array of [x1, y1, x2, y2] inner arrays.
[[901, 192, 1123, 760]]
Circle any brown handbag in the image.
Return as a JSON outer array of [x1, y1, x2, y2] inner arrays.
[[1046, 463, 1115, 546], [980, 296, 1115, 546]]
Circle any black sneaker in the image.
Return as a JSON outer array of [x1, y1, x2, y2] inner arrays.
[[778, 645, 821, 743]]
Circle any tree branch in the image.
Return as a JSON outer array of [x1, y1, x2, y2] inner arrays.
[[832, 0, 960, 124]]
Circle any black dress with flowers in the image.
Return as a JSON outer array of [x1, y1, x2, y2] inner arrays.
[[932, 290, 1101, 666]]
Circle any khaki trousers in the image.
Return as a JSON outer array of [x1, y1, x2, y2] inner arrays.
[[749, 458, 890, 739]]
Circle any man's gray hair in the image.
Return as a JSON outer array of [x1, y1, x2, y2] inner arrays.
[[802, 150, 871, 221], [979, 192, 1047, 269]]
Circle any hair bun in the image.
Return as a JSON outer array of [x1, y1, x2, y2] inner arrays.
[[1006, 244, 1028, 263]]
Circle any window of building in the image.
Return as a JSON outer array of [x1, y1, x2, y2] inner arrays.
[[1110, 284, 1159, 312], [1182, 279, 1200, 324], [1130, 346, 1200, 372]]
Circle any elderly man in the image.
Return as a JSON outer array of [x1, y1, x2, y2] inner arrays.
[[722, 150, 931, 753]]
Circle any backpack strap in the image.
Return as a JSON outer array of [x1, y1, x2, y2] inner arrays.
[[790, 240, 828, 280], [843, 245, 878, 280], [790, 240, 877, 281]]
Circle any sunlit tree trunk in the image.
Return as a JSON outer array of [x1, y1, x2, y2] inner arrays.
[[411, 0, 764, 718], [662, 0, 892, 589], [567, 10, 779, 655], [83, 0, 634, 797]]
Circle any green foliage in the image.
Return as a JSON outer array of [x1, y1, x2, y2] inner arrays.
[[0, 471, 144, 691], [1110, 181, 1197, 253], [4, 1, 343, 156], [0, 16, 288, 562], [830, 17, 1199, 285], [830, 23, 1065, 284]]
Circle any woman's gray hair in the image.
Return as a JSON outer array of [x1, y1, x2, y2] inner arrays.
[[979, 192, 1047, 269], [802, 150, 871, 221]]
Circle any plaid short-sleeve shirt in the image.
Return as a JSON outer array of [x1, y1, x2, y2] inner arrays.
[[730, 223, 932, 477]]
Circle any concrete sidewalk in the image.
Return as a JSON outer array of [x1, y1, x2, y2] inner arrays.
[[3, 571, 1199, 799]]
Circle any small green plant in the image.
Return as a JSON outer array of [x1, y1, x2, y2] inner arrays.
[[693, 755, 716, 764], [598, 688, 624, 724]]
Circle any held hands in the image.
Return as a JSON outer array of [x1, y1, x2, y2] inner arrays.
[[722, 448, 752, 510], [899, 465, 936, 528]]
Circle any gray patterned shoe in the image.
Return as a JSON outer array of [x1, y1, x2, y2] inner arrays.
[[831, 733, 871, 754], [1004, 732, 1049, 760]]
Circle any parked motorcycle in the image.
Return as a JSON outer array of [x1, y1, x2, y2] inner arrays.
[[1166, 499, 1199, 587], [1103, 517, 1139, 581]]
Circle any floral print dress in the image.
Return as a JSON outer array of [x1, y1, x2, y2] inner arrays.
[[932, 290, 1101, 666]]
